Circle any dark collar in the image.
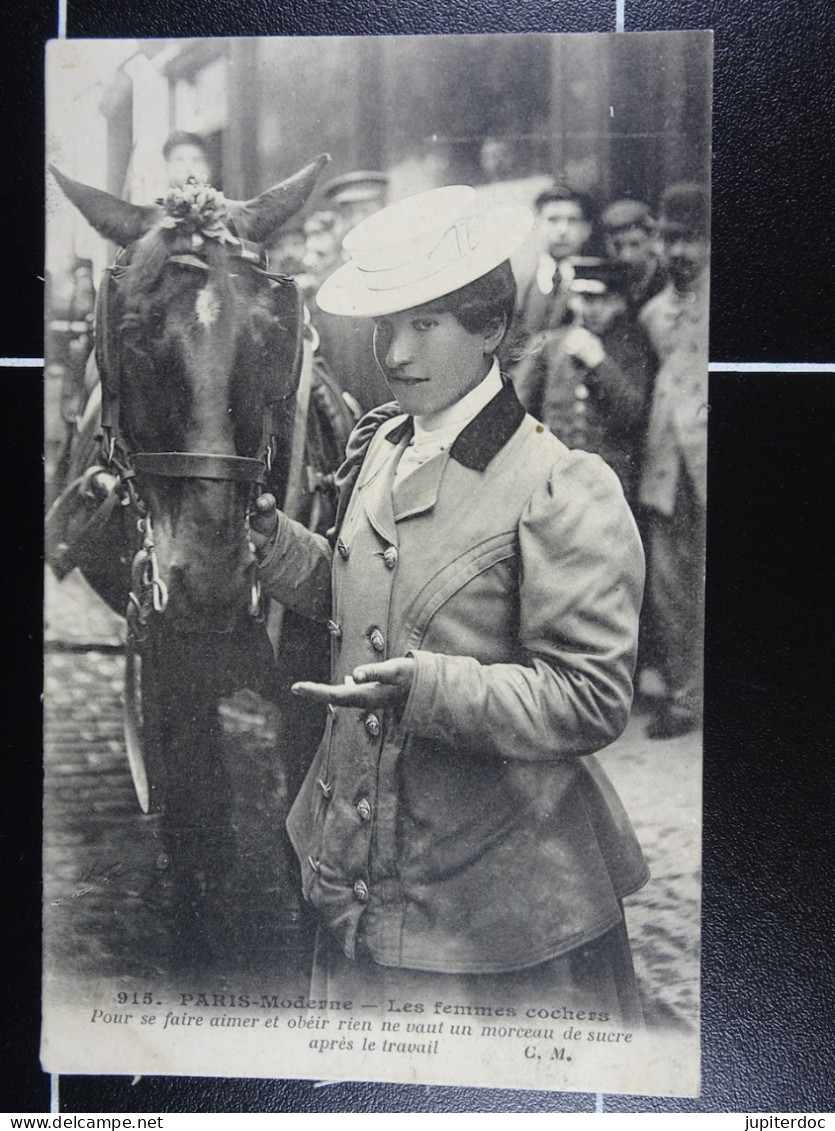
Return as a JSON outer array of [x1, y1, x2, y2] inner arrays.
[[385, 378, 525, 472]]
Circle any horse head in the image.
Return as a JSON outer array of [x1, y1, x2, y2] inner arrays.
[[51, 155, 329, 629]]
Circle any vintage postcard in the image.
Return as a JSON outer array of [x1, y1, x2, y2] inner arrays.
[[43, 30, 709, 1097]]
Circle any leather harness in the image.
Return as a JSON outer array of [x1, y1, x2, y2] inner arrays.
[[95, 239, 305, 491]]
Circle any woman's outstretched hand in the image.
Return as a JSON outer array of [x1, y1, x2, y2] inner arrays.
[[291, 657, 415, 710]]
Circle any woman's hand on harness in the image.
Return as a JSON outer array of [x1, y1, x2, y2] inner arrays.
[[248, 492, 279, 554], [291, 657, 415, 710]]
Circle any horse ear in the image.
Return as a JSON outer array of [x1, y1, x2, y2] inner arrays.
[[227, 153, 331, 244], [50, 165, 159, 247]]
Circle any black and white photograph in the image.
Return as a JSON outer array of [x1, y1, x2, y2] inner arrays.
[[42, 30, 710, 1097]]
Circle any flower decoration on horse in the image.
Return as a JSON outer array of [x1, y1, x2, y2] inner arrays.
[[156, 176, 238, 248]]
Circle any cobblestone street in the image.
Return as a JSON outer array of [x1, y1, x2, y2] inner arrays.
[[44, 568, 701, 1032]]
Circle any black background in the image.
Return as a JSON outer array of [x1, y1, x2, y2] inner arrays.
[[3, 0, 834, 1114]]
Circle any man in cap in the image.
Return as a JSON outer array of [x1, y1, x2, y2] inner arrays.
[[600, 198, 667, 317], [304, 173, 393, 412], [251, 185, 648, 1019], [320, 170, 389, 245], [513, 257, 656, 508], [162, 130, 212, 189], [638, 183, 710, 739]]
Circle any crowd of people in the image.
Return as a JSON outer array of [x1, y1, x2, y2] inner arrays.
[[504, 180, 709, 740]]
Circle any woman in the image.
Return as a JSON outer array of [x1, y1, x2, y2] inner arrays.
[[251, 185, 648, 1023]]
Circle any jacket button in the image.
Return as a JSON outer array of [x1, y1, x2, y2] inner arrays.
[[326, 619, 343, 640], [364, 713, 381, 738], [356, 798, 372, 822], [369, 628, 385, 653], [383, 546, 398, 569], [336, 538, 349, 560], [574, 383, 589, 400], [308, 856, 321, 874], [353, 879, 369, 903], [317, 778, 333, 799]]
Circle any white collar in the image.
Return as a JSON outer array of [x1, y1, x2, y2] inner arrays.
[[536, 254, 557, 295], [414, 360, 502, 443], [536, 254, 575, 295], [393, 362, 502, 484]]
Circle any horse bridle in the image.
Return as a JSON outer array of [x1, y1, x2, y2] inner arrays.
[[94, 239, 307, 627], [96, 240, 304, 492]]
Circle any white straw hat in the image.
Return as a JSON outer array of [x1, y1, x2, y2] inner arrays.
[[316, 185, 534, 318]]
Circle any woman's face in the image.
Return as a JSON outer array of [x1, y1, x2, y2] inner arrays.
[[373, 306, 498, 419]]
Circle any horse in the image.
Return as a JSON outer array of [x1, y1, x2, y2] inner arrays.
[[46, 156, 354, 971]]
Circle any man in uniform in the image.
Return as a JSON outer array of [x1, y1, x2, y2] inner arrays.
[[513, 258, 656, 508]]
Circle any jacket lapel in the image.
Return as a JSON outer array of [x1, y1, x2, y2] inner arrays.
[[355, 380, 526, 536], [356, 427, 402, 546], [391, 450, 449, 521]]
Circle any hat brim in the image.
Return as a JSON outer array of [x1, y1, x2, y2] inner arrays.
[[656, 220, 708, 237], [570, 280, 609, 295], [316, 203, 533, 318]]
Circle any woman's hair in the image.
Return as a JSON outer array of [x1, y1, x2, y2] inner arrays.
[[423, 260, 517, 344]]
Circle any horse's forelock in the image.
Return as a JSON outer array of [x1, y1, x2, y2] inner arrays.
[[120, 223, 234, 312]]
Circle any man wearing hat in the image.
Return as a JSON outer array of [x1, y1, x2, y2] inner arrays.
[[600, 198, 667, 317], [513, 257, 656, 508], [638, 183, 710, 740], [162, 130, 212, 190], [304, 173, 393, 412], [320, 170, 389, 244], [251, 185, 648, 1019]]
